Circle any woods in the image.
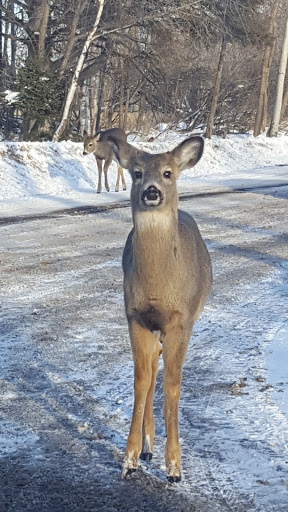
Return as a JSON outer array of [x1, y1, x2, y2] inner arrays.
[[0, 0, 288, 141]]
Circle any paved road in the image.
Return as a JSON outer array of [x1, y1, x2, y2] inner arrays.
[[0, 185, 287, 511]]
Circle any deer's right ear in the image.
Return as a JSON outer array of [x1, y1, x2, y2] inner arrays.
[[107, 137, 138, 171]]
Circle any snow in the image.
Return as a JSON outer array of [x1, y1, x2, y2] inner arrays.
[[0, 131, 287, 218], [0, 130, 288, 509]]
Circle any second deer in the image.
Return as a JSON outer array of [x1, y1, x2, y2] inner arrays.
[[108, 134, 212, 482], [83, 128, 127, 193]]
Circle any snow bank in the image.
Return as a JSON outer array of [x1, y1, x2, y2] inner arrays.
[[0, 132, 287, 216]]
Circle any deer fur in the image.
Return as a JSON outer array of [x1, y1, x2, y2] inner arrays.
[[108, 135, 212, 482], [83, 128, 127, 193]]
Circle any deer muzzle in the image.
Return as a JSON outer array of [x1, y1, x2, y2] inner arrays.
[[141, 186, 163, 207]]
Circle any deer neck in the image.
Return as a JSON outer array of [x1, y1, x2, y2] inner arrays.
[[132, 210, 179, 286]]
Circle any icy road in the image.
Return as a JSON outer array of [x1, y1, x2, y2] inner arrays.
[[0, 184, 288, 512]]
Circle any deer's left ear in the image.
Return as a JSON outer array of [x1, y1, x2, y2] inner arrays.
[[171, 136, 204, 171]]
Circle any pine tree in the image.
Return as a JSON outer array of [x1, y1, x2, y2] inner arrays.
[[16, 58, 63, 140]]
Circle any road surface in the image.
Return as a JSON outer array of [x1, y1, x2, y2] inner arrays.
[[0, 184, 287, 511]]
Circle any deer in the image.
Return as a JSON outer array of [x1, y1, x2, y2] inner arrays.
[[107, 134, 212, 482], [83, 128, 127, 193]]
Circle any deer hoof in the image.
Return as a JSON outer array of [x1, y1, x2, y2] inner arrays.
[[122, 455, 138, 479], [140, 451, 153, 461], [167, 475, 181, 483], [166, 461, 181, 483]]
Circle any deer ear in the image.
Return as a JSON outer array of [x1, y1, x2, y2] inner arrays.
[[107, 137, 138, 170], [171, 136, 204, 171]]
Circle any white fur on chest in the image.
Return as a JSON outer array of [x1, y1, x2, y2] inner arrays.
[[134, 210, 172, 231]]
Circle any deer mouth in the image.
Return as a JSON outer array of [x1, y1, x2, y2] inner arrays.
[[141, 186, 163, 207]]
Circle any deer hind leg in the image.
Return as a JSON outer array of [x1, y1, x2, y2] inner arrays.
[[115, 166, 126, 192], [103, 155, 113, 192], [120, 166, 126, 191], [96, 157, 103, 193], [162, 324, 191, 483], [141, 331, 162, 461], [122, 321, 156, 478]]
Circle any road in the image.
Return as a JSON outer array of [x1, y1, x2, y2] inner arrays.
[[0, 185, 287, 512]]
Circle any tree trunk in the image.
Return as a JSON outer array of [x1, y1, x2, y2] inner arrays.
[[79, 82, 90, 135], [0, 1, 4, 91], [254, 0, 279, 137], [90, 76, 99, 135], [267, 18, 288, 137], [136, 86, 146, 133], [95, 68, 106, 132], [206, 37, 226, 139], [38, 0, 50, 60], [53, 0, 105, 142], [123, 86, 130, 131], [59, 0, 88, 79], [280, 87, 288, 120]]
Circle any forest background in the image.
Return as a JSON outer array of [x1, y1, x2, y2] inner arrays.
[[0, 0, 288, 142]]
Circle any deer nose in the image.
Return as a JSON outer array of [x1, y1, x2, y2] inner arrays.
[[142, 185, 163, 205], [83, 151, 87, 155]]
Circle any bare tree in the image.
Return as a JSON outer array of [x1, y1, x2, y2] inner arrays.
[[206, 38, 226, 139], [254, 0, 280, 137], [267, 16, 288, 136], [53, 0, 105, 142]]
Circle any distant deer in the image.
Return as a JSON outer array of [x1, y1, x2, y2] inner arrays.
[[83, 128, 127, 193], [107, 135, 212, 482]]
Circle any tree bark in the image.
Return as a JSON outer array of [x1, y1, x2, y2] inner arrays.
[[53, 0, 105, 142], [38, 0, 50, 61], [254, 0, 279, 137], [90, 76, 99, 135], [59, 0, 88, 79], [280, 87, 288, 120], [267, 17, 288, 137], [206, 37, 226, 139]]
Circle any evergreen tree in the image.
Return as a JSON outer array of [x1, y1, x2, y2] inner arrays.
[[15, 58, 63, 140]]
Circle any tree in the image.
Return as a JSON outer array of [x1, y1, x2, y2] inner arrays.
[[53, 0, 105, 141], [267, 16, 288, 136], [254, 0, 280, 137]]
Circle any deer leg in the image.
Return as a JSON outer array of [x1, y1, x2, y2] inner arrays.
[[122, 321, 155, 478], [120, 166, 126, 191], [162, 325, 191, 483], [141, 332, 162, 461], [96, 157, 103, 193], [103, 155, 112, 192], [115, 166, 120, 192]]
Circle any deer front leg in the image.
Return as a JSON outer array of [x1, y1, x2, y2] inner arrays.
[[141, 332, 162, 461], [162, 325, 191, 483], [103, 155, 112, 192], [96, 157, 103, 193], [122, 321, 155, 478]]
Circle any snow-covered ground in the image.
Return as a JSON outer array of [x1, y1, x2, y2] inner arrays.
[[0, 131, 288, 511], [0, 131, 288, 218]]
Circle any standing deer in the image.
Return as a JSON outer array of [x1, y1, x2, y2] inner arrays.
[[108, 135, 212, 482], [83, 128, 127, 193]]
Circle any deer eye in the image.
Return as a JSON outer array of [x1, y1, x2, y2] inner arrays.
[[88, 143, 93, 147], [134, 170, 143, 180], [163, 170, 172, 179]]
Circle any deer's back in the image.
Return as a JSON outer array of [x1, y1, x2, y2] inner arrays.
[[97, 127, 127, 143]]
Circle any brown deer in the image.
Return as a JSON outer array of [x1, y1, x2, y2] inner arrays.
[[83, 128, 127, 193], [107, 135, 212, 482]]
